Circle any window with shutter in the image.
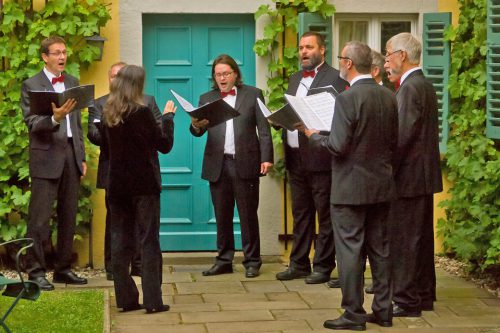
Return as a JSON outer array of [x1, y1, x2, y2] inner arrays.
[[423, 12, 452, 153], [298, 13, 332, 59], [487, 0, 500, 139]]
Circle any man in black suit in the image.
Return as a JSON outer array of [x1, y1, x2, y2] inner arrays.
[[190, 54, 273, 278], [275, 31, 348, 285], [20, 36, 88, 291], [305, 41, 398, 330], [88, 62, 160, 280], [384, 32, 443, 317]]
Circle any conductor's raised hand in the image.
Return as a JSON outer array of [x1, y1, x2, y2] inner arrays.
[[164, 100, 177, 114], [52, 98, 76, 123]]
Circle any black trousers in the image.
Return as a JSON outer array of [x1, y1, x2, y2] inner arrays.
[[109, 194, 163, 310], [104, 193, 142, 273], [390, 195, 436, 310], [25, 143, 80, 277], [287, 150, 334, 274], [331, 202, 392, 323], [209, 158, 261, 269]]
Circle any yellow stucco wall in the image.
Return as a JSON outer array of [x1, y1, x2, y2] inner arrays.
[[75, 1, 121, 268]]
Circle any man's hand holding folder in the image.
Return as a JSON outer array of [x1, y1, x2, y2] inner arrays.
[[170, 89, 239, 128]]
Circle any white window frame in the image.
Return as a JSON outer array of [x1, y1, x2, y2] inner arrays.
[[332, 14, 418, 68]]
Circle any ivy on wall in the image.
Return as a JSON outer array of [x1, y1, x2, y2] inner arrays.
[[253, 0, 334, 177], [0, 0, 111, 241], [439, 0, 499, 270]]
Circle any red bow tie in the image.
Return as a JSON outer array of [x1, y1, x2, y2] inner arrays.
[[51, 75, 65, 85], [302, 70, 315, 78], [221, 89, 236, 98]]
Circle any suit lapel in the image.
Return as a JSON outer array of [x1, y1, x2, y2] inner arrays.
[[235, 86, 246, 111], [397, 69, 423, 94], [289, 74, 301, 94], [37, 71, 55, 92]]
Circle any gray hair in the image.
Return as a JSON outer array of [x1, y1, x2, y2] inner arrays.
[[344, 41, 372, 74], [386, 32, 421, 65], [371, 50, 385, 73]]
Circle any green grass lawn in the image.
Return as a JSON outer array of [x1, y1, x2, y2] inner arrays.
[[0, 289, 104, 333]]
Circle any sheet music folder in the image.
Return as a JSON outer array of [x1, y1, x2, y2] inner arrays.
[[28, 84, 95, 115], [256, 99, 301, 132], [170, 89, 240, 128]]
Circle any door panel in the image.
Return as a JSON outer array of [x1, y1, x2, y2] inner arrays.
[[143, 14, 255, 251]]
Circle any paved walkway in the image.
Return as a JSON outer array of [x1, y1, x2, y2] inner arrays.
[[76, 254, 500, 333]]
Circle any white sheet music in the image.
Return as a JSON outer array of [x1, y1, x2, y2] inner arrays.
[[257, 98, 272, 117], [284, 92, 335, 131], [303, 92, 336, 130], [170, 90, 195, 112]]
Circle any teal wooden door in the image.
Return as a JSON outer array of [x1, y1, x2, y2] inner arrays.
[[143, 14, 256, 251]]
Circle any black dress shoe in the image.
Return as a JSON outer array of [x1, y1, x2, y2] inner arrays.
[[275, 268, 310, 281], [326, 278, 341, 288], [146, 304, 170, 314], [30, 276, 54, 291], [324, 316, 366, 331], [245, 267, 259, 278], [392, 304, 421, 317], [202, 264, 233, 276], [105, 271, 114, 281], [53, 271, 88, 285], [305, 271, 330, 284], [366, 313, 392, 327], [120, 303, 143, 312]]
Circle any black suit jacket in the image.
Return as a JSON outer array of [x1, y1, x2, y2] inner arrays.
[[394, 70, 443, 197], [88, 94, 163, 189], [310, 78, 398, 205], [103, 105, 174, 197], [285, 63, 348, 172], [190, 85, 273, 182], [21, 70, 85, 178]]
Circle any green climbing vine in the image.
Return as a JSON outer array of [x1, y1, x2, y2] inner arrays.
[[253, 0, 334, 177], [439, 0, 499, 271], [0, 0, 111, 242]]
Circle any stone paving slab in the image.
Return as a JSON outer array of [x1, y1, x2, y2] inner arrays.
[[176, 280, 246, 294], [173, 294, 204, 304], [206, 320, 311, 333], [243, 280, 289, 293], [220, 300, 309, 311], [437, 287, 495, 298], [112, 324, 207, 333], [108, 262, 500, 333], [202, 292, 268, 303], [181, 309, 274, 323]]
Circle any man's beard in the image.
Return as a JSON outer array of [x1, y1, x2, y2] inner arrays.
[[301, 53, 322, 71], [339, 66, 347, 81]]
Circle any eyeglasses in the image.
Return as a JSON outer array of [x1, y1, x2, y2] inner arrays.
[[337, 56, 351, 61], [385, 49, 402, 59], [47, 51, 67, 57], [214, 71, 234, 79]]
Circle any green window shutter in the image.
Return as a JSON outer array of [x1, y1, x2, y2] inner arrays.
[[487, 0, 500, 139], [298, 13, 332, 57], [423, 12, 452, 153]]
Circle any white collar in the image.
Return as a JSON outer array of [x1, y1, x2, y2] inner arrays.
[[349, 74, 372, 86], [400, 67, 421, 85]]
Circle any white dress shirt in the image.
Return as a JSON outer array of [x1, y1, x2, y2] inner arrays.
[[43, 67, 72, 138]]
